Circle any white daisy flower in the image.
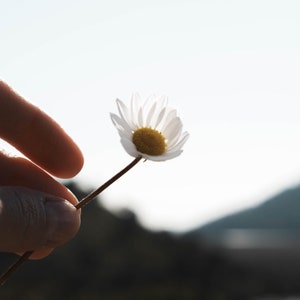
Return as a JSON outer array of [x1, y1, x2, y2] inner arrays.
[[1, 95, 189, 282], [110, 94, 189, 161]]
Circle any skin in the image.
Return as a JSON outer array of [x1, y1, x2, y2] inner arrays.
[[0, 81, 84, 259]]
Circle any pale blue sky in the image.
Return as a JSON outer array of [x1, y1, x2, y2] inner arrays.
[[1, 0, 300, 231]]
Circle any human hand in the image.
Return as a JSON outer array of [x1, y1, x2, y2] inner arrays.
[[0, 81, 84, 259]]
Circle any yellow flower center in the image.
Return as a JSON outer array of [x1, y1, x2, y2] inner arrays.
[[132, 127, 166, 156]]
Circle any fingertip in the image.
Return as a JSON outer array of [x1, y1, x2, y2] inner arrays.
[[16, 248, 54, 260], [0, 81, 84, 179], [21, 110, 85, 179], [44, 199, 81, 247], [52, 145, 84, 179], [8, 190, 81, 260], [25, 198, 81, 260], [0, 154, 80, 206]]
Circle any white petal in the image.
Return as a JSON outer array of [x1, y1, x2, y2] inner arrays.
[[162, 150, 183, 160], [153, 107, 167, 129], [157, 95, 168, 108], [120, 137, 138, 157], [144, 155, 165, 161], [163, 117, 182, 141], [143, 94, 155, 111], [167, 125, 183, 148], [112, 93, 189, 161], [110, 113, 132, 134], [168, 131, 189, 152], [139, 153, 160, 161], [146, 101, 157, 127], [116, 99, 135, 130], [130, 93, 142, 126], [166, 118, 183, 140], [137, 107, 144, 127], [161, 109, 177, 132], [146, 149, 183, 161]]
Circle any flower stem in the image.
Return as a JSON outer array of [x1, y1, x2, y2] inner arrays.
[[0, 156, 142, 285], [75, 155, 142, 209], [0, 250, 33, 285]]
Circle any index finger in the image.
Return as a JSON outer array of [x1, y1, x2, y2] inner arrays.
[[0, 81, 84, 178]]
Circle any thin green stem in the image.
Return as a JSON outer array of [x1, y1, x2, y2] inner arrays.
[[0, 156, 142, 285]]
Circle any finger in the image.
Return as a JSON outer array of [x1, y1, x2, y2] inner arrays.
[[0, 81, 84, 178], [0, 152, 78, 206], [0, 187, 80, 259], [0, 152, 80, 259]]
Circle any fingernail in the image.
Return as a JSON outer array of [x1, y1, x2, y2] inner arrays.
[[44, 197, 80, 247]]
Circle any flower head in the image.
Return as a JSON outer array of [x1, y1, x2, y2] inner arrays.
[[110, 94, 189, 161]]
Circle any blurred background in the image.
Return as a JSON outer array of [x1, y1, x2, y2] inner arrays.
[[1, 0, 300, 299]]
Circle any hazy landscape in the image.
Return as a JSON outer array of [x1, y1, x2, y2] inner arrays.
[[2, 182, 300, 299]]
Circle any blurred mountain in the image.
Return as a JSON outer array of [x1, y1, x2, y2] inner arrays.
[[0, 182, 219, 300], [189, 184, 300, 237], [185, 184, 300, 299], [2, 182, 300, 299]]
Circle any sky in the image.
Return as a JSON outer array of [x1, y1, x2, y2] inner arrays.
[[1, 0, 300, 232]]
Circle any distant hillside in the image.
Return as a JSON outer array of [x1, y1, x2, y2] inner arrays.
[[2, 182, 300, 299], [184, 183, 300, 297], [0, 182, 216, 300], [189, 184, 300, 236]]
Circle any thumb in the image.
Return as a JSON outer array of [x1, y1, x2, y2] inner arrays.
[[0, 186, 80, 257]]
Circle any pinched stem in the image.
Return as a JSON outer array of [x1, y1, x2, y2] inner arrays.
[[0, 156, 142, 285]]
